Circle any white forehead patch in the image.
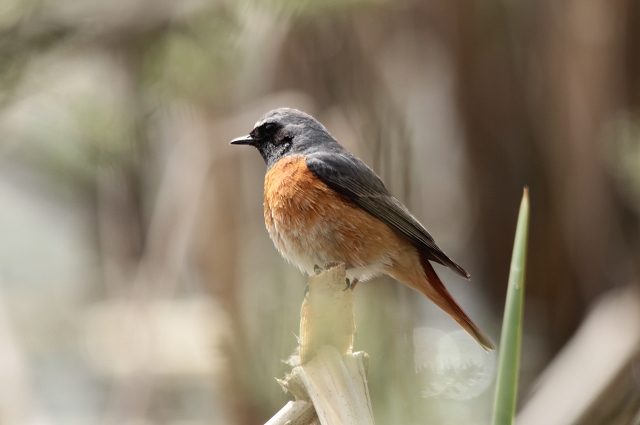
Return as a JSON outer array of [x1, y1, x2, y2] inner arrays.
[[254, 120, 262, 129]]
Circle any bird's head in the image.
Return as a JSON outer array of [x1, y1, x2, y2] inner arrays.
[[230, 108, 337, 168]]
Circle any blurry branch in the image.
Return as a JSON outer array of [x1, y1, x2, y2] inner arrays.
[[0, 284, 50, 425], [517, 287, 640, 425], [276, 12, 413, 201], [131, 110, 212, 297], [270, 263, 374, 425], [0, 1, 173, 107], [0, 20, 72, 107], [0, 1, 232, 114], [99, 109, 212, 422], [198, 144, 256, 424], [96, 169, 144, 298], [97, 108, 211, 299]]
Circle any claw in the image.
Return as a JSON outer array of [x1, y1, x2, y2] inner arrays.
[[343, 278, 359, 291], [343, 278, 350, 291]]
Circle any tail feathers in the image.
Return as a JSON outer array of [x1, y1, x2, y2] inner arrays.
[[419, 255, 495, 351]]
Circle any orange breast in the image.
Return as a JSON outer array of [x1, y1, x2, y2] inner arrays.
[[263, 155, 415, 279]]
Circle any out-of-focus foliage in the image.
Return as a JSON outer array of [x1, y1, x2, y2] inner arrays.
[[607, 112, 640, 214]]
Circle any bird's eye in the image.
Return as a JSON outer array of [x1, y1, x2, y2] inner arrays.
[[262, 122, 277, 135]]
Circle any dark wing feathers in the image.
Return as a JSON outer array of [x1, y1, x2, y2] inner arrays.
[[306, 153, 470, 279]]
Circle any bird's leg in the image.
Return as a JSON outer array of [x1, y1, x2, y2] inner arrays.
[[343, 278, 359, 291], [304, 283, 309, 299], [350, 278, 359, 290]]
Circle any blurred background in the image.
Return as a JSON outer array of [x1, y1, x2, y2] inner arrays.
[[1, 0, 639, 424]]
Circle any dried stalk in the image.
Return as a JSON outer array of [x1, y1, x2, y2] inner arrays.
[[267, 263, 374, 425]]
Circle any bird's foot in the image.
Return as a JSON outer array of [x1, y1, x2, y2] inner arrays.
[[343, 278, 359, 291], [313, 264, 322, 275]]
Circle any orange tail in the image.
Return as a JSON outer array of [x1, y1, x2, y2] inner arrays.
[[418, 254, 495, 351]]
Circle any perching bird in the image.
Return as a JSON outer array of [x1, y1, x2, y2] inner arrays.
[[231, 108, 494, 350]]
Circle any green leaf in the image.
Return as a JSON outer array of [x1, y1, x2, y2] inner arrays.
[[492, 188, 530, 425]]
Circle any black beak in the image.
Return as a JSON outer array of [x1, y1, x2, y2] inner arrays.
[[230, 135, 255, 145]]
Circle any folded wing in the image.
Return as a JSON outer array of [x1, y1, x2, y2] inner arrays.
[[306, 152, 470, 279]]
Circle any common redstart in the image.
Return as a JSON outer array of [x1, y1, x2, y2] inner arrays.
[[231, 108, 494, 351]]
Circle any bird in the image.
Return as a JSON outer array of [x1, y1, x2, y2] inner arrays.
[[230, 108, 494, 351]]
